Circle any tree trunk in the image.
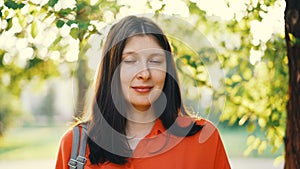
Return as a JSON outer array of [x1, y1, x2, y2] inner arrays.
[[74, 40, 90, 118], [284, 0, 300, 168]]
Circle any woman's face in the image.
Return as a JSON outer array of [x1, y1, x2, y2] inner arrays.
[[120, 35, 167, 112]]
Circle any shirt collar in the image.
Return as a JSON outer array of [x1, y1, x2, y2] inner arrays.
[[145, 116, 203, 138], [145, 118, 165, 138]]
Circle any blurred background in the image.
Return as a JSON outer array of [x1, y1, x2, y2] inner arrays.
[[0, 0, 289, 168]]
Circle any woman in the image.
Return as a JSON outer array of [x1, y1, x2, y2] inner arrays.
[[56, 15, 230, 169]]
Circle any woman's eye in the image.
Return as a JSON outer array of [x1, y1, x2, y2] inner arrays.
[[123, 57, 137, 63], [149, 53, 165, 64], [124, 60, 136, 63], [149, 60, 162, 63]]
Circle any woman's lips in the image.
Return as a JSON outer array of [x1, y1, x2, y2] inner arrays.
[[132, 86, 153, 93]]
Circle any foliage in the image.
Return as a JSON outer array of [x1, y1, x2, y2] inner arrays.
[[170, 0, 287, 157], [219, 2, 287, 156], [0, 0, 287, 159]]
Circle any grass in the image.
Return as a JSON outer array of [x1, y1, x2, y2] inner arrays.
[[0, 124, 283, 160], [0, 125, 69, 160], [219, 125, 284, 158]]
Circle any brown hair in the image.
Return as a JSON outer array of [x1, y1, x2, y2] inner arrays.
[[83, 15, 203, 165]]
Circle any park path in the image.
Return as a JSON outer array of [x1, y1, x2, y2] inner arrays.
[[0, 158, 284, 169]]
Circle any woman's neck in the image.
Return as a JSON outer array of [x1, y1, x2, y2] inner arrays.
[[126, 108, 156, 135], [125, 118, 156, 150], [126, 106, 156, 125], [126, 118, 156, 138], [125, 107, 157, 150]]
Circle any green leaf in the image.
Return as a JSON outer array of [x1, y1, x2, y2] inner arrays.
[[4, 0, 25, 9], [77, 2, 86, 11], [258, 117, 267, 128], [257, 141, 267, 154], [16, 10, 26, 28], [274, 155, 284, 166], [180, 55, 191, 64], [31, 20, 38, 38], [243, 146, 253, 156], [288, 33, 300, 46], [48, 0, 58, 7], [70, 27, 79, 39], [246, 135, 255, 145], [66, 20, 77, 26], [0, 7, 3, 18], [51, 36, 62, 47], [56, 20, 65, 28], [25, 58, 43, 70], [58, 8, 72, 17], [239, 115, 248, 126], [78, 22, 89, 30], [6, 18, 13, 31], [3, 10, 9, 19], [247, 122, 256, 132]]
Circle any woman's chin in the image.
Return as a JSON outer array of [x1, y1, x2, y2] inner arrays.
[[131, 103, 151, 112]]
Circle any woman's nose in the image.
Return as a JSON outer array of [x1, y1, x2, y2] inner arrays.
[[136, 66, 151, 80]]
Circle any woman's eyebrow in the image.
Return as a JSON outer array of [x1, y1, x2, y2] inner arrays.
[[123, 49, 139, 54], [122, 51, 137, 58], [149, 51, 165, 57], [122, 50, 165, 57], [152, 51, 165, 55]]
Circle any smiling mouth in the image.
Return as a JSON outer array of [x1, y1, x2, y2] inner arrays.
[[132, 86, 153, 93]]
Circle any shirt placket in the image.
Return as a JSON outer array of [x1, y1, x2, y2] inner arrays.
[[125, 158, 135, 169]]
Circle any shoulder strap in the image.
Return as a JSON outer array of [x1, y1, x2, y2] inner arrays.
[[68, 124, 88, 169], [76, 124, 87, 169]]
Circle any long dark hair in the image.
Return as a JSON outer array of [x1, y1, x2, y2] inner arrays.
[[86, 15, 203, 165]]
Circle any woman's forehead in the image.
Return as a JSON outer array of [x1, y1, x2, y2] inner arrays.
[[123, 35, 163, 53]]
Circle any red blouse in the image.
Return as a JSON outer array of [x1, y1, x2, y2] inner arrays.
[[55, 116, 231, 169]]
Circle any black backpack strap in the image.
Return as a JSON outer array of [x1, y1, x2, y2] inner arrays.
[[68, 124, 88, 169]]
